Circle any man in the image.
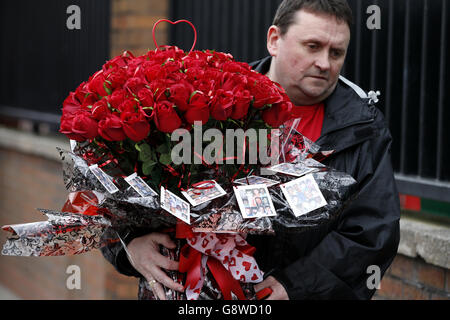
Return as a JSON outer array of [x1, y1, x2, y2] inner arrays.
[[101, 0, 400, 300], [249, 0, 400, 299]]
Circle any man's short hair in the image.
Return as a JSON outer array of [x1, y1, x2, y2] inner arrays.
[[273, 0, 353, 35]]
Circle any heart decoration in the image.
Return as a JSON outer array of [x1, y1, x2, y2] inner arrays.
[[202, 238, 209, 248], [152, 19, 198, 54], [242, 261, 252, 271]]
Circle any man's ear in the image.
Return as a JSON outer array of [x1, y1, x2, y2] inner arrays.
[[267, 25, 280, 57]]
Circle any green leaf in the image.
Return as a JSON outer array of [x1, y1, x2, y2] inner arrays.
[[156, 143, 169, 154], [142, 160, 157, 176], [138, 143, 152, 162], [103, 82, 112, 95], [159, 153, 172, 165]]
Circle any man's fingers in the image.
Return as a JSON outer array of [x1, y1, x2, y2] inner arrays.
[[151, 233, 177, 249], [152, 252, 179, 271], [152, 281, 167, 300], [254, 279, 268, 293], [151, 266, 184, 292]]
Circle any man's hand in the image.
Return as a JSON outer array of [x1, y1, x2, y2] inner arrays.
[[254, 276, 289, 300], [127, 232, 184, 300]]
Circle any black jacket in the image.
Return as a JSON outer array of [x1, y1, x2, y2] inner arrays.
[[247, 57, 400, 299], [101, 56, 400, 300]]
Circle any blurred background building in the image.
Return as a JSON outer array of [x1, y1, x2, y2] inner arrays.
[[0, 0, 448, 300]]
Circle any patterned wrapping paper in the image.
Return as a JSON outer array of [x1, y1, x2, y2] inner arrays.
[[1, 129, 358, 300], [2, 209, 114, 256], [1, 141, 357, 255]]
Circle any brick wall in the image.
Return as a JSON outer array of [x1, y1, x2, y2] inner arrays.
[[375, 254, 450, 300], [110, 0, 169, 58], [0, 147, 138, 299]]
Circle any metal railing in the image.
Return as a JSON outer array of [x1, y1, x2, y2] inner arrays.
[[0, 0, 110, 124], [170, 0, 450, 201]]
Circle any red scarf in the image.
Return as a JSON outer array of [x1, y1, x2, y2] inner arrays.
[[290, 103, 325, 142]]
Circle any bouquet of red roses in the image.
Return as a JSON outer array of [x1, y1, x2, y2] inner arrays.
[[2, 20, 358, 300], [59, 44, 293, 189]]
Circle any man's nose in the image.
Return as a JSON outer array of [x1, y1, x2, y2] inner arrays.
[[314, 51, 331, 72]]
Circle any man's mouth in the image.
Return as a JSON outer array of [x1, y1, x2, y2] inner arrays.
[[308, 75, 328, 81]]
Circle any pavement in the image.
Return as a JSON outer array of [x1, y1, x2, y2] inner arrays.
[[0, 284, 21, 300]]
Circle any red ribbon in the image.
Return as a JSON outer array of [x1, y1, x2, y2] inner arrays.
[[176, 222, 247, 300]]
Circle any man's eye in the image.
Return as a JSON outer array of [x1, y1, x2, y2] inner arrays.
[[331, 50, 344, 58], [307, 44, 319, 50]]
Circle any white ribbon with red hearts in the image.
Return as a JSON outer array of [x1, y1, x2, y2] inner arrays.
[[185, 232, 264, 300]]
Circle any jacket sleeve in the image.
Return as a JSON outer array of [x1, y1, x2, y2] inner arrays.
[[272, 112, 401, 299], [100, 226, 152, 278]]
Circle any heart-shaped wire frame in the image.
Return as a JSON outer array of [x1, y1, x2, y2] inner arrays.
[[152, 19, 198, 54]]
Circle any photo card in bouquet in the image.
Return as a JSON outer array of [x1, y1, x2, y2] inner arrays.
[[181, 180, 226, 207], [303, 158, 326, 168], [268, 162, 316, 177], [234, 175, 279, 187], [88, 164, 119, 194], [160, 187, 191, 224], [234, 184, 277, 219], [280, 174, 327, 217], [124, 172, 158, 197]]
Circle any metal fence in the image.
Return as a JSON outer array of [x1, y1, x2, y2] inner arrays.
[[170, 0, 450, 201], [0, 0, 110, 130]]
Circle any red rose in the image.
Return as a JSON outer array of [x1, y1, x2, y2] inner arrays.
[[98, 114, 126, 141], [108, 89, 127, 109], [168, 81, 194, 111], [182, 54, 208, 69], [60, 114, 83, 141], [230, 89, 251, 120], [118, 98, 138, 114], [262, 101, 293, 128], [249, 79, 284, 108], [60, 112, 98, 141], [184, 91, 210, 124], [153, 101, 182, 133], [185, 105, 210, 125], [149, 79, 171, 102], [121, 111, 150, 142], [138, 87, 155, 108], [87, 72, 111, 97], [74, 82, 89, 103], [125, 77, 147, 96], [185, 67, 205, 82], [103, 53, 133, 70], [81, 93, 99, 109], [221, 72, 248, 91], [72, 112, 99, 140], [91, 99, 111, 120], [162, 59, 182, 74], [210, 89, 234, 121], [62, 92, 82, 115], [105, 68, 127, 89], [144, 63, 167, 82], [221, 61, 252, 74]]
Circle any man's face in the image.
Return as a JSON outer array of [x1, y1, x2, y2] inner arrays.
[[267, 10, 350, 105]]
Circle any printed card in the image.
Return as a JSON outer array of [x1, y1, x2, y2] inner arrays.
[[234, 176, 279, 187], [181, 180, 227, 207], [280, 174, 327, 217], [160, 187, 191, 224], [89, 164, 119, 194], [303, 158, 326, 168], [268, 162, 316, 177], [234, 184, 277, 219], [124, 172, 158, 197]]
